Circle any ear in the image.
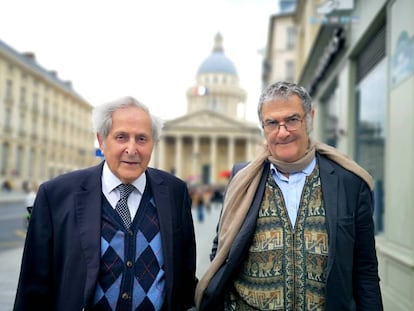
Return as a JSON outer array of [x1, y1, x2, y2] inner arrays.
[[310, 108, 315, 119], [309, 108, 315, 132], [97, 133, 105, 152]]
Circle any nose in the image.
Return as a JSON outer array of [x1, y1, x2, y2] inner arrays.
[[276, 124, 290, 137], [125, 139, 138, 155]]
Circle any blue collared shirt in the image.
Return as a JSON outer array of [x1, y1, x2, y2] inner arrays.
[[270, 157, 316, 228]]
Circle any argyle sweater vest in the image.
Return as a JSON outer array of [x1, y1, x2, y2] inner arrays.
[[92, 184, 165, 311], [226, 165, 329, 311]]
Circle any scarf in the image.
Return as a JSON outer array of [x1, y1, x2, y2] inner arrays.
[[194, 139, 373, 308]]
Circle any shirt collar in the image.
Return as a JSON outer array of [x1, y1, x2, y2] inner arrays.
[[102, 161, 146, 195], [270, 157, 316, 178]]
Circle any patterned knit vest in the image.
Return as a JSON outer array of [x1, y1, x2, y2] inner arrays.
[[225, 165, 328, 311], [92, 184, 165, 311]]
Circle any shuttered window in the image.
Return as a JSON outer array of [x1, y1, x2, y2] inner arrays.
[[356, 23, 386, 82]]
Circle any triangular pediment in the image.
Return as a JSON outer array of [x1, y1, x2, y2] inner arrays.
[[164, 109, 257, 131]]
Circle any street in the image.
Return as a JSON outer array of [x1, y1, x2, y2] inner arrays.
[[0, 199, 27, 252], [0, 194, 27, 311], [192, 204, 221, 278]]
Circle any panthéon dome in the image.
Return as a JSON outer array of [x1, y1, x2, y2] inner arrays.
[[197, 33, 238, 76]]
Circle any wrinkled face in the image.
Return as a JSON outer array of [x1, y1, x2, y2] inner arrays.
[[97, 106, 154, 183], [261, 95, 314, 162]]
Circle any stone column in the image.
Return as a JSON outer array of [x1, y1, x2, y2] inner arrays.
[[210, 135, 217, 184], [228, 136, 235, 170], [192, 135, 200, 184], [157, 137, 166, 170], [175, 135, 182, 178], [9, 141, 17, 178]]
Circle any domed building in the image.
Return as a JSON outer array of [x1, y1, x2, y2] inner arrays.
[[151, 33, 263, 188], [187, 33, 244, 117]]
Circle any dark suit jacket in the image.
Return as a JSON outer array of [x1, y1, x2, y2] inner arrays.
[[200, 153, 383, 311], [14, 162, 197, 311]]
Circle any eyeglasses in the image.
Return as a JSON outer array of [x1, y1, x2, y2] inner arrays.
[[262, 116, 304, 133]]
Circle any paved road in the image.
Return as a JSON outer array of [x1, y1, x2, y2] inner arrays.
[[0, 200, 27, 253], [0, 191, 26, 311], [0, 247, 23, 311], [0, 196, 221, 311], [192, 205, 221, 278]]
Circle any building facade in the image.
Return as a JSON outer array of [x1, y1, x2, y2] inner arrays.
[[0, 40, 97, 191], [262, 9, 297, 84], [151, 33, 263, 188], [264, 0, 414, 309]]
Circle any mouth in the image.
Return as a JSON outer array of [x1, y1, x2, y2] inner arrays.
[[122, 160, 140, 165], [275, 139, 294, 145]]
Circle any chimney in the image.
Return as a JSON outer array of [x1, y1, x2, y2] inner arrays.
[[65, 81, 72, 88], [23, 52, 36, 61]]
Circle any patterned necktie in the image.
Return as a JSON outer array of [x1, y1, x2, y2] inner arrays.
[[115, 183, 135, 228]]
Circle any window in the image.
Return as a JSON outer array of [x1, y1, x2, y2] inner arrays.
[[44, 98, 49, 115], [32, 114, 38, 138], [285, 60, 295, 82], [322, 85, 340, 147], [355, 22, 386, 234], [16, 146, 23, 177], [4, 107, 12, 130], [20, 86, 26, 106], [28, 148, 35, 178], [19, 111, 25, 134], [355, 59, 386, 233], [286, 26, 296, 50], [1, 143, 9, 175], [6, 80, 13, 99], [32, 92, 38, 112]]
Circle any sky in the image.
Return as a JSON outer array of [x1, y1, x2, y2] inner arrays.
[[0, 0, 279, 122]]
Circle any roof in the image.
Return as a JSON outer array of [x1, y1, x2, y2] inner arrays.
[[197, 33, 238, 76], [0, 39, 88, 103]]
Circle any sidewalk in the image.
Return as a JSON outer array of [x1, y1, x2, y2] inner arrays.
[[0, 190, 26, 204], [0, 191, 26, 310], [0, 247, 23, 311], [192, 206, 221, 278]]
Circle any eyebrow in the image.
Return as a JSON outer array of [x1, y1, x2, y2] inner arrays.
[[264, 113, 302, 121]]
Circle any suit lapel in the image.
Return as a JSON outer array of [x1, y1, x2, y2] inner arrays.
[[317, 154, 339, 279], [74, 163, 104, 305], [146, 170, 174, 295]]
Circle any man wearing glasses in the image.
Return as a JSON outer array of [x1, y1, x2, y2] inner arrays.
[[195, 81, 383, 310]]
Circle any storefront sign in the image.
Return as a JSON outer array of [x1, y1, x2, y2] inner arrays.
[[391, 30, 414, 88]]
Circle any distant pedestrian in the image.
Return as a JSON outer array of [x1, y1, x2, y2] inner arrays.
[[24, 182, 37, 226], [197, 198, 205, 222], [210, 190, 223, 210], [24, 182, 37, 208], [2, 180, 12, 191]]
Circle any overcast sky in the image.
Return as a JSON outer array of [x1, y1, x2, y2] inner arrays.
[[0, 0, 279, 122]]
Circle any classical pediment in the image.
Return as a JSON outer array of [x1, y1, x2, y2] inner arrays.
[[164, 109, 257, 131]]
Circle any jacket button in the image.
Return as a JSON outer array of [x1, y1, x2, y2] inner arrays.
[[121, 292, 130, 300], [126, 260, 133, 267]]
